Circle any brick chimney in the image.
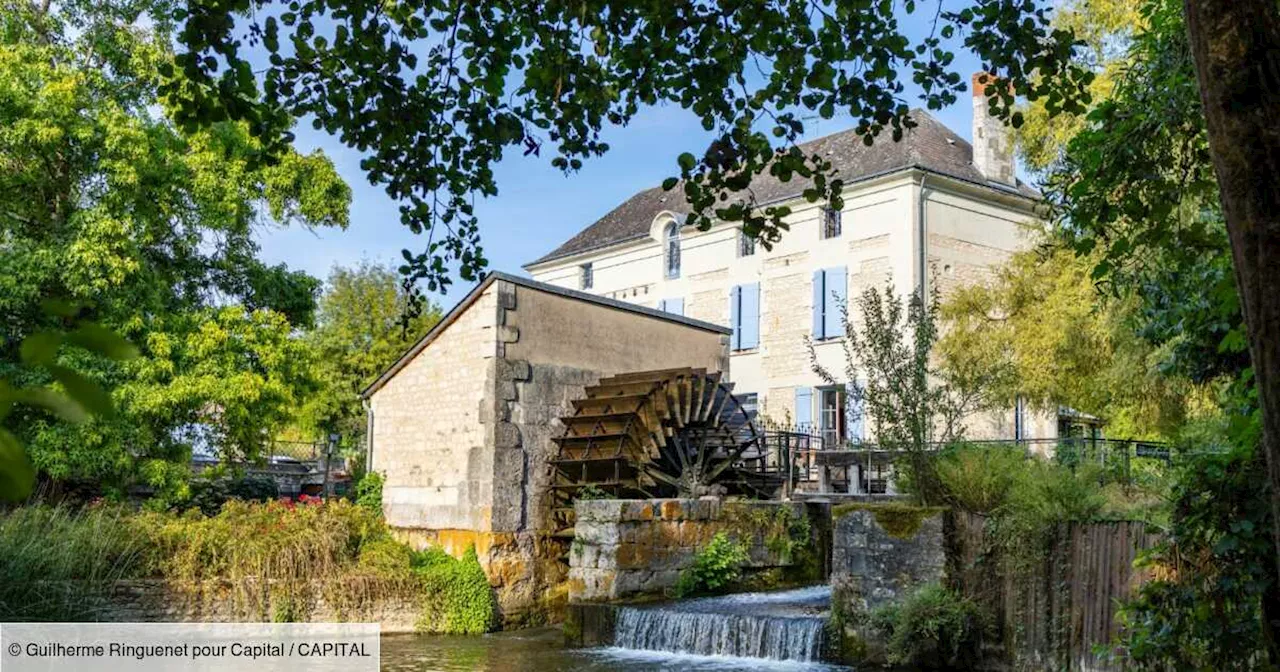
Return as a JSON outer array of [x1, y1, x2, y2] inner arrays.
[[971, 72, 1015, 185]]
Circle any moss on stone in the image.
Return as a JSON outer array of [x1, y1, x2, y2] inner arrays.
[[833, 502, 947, 540]]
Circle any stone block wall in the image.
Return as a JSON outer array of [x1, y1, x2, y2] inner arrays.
[[372, 283, 498, 532], [91, 580, 422, 633], [569, 499, 830, 602], [830, 503, 946, 613]]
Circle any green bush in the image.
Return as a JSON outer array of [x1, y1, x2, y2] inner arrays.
[[934, 442, 1026, 513], [870, 582, 988, 670], [0, 500, 496, 633], [411, 546, 496, 634], [353, 471, 383, 514], [674, 532, 748, 597], [1119, 447, 1273, 670], [184, 475, 280, 516]]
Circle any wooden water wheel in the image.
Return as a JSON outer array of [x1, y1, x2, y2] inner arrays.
[[549, 368, 781, 535]]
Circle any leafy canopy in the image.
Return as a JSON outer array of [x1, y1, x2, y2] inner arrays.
[[297, 262, 443, 443], [169, 0, 1093, 301], [0, 0, 350, 497], [938, 242, 1202, 439]]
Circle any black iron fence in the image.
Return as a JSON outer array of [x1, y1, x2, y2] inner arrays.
[[750, 421, 1206, 493]]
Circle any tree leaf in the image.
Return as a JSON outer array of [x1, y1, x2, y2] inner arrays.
[[0, 429, 35, 502], [46, 365, 114, 417], [65, 323, 139, 361], [19, 332, 61, 366], [14, 388, 89, 423]]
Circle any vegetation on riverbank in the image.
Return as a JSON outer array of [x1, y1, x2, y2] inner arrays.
[[0, 500, 494, 633], [673, 532, 748, 598], [869, 582, 988, 670]]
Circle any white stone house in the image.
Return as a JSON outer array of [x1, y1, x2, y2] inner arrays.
[[525, 85, 1062, 460]]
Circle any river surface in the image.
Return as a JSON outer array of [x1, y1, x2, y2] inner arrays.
[[380, 628, 850, 671]]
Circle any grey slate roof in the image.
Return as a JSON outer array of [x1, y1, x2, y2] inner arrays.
[[525, 109, 1038, 267]]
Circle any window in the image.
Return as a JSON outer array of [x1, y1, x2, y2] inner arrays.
[[579, 262, 593, 289], [664, 221, 681, 278], [738, 229, 756, 257], [729, 283, 760, 351], [794, 387, 813, 432], [1014, 395, 1026, 442], [657, 298, 684, 316], [738, 393, 759, 421], [811, 266, 847, 340], [821, 206, 842, 239], [818, 386, 847, 448]]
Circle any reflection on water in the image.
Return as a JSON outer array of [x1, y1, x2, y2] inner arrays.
[[379, 628, 850, 671]]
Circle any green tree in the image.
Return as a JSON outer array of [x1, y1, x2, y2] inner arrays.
[[296, 262, 442, 445], [1046, 0, 1278, 661], [938, 243, 1200, 439], [0, 0, 350, 497], [167, 0, 1093, 297], [172, 0, 1280, 610], [808, 284, 987, 505], [1015, 0, 1143, 173]]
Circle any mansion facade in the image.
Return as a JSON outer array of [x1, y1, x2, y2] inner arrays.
[[525, 84, 1065, 454]]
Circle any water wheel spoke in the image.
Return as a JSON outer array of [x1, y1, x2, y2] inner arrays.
[[552, 368, 781, 500]]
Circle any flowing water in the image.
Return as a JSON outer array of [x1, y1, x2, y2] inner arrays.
[[612, 586, 831, 661], [381, 586, 846, 671]]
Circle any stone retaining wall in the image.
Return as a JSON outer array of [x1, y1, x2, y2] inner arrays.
[[829, 503, 947, 614], [569, 499, 830, 602], [79, 580, 422, 633]]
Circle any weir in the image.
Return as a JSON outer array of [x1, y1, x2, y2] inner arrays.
[[609, 586, 831, 662]]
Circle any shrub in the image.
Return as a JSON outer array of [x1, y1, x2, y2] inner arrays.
[[185, 475, 280, 516], [0, 501, 497, 633], [870, 583, 988, 670], [353, 471, 383, 514], [1119, 447, 1273, 670], [674, 532, 748, 597], [412, 546, 496, 634], [934, 442, 1026, 513]]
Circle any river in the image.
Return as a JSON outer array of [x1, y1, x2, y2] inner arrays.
[[381, 585, 850, 671], [380, 628, 850, 671]]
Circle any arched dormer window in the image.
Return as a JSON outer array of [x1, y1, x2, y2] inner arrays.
[[664, 221, 681, 279]]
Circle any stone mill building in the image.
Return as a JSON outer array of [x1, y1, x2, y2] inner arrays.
[[361, 272, 731, 624]]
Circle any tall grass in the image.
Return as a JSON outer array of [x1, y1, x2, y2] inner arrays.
[[0, 506, 148, 620], [0, 499, 495, 631]]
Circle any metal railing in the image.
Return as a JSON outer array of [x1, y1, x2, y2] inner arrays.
[[751, 424, 1197, 495]]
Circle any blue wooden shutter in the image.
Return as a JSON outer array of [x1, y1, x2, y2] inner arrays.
[[668, 298, 684, 316], [812, 270, 825, 338], [794, 387, 813, 431], [824, 266, 847, 339], [846, 381, 865, 442], [729, 286, 742, 350], [740, 283, 760, 349]]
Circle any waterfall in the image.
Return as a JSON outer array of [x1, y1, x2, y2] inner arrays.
[[611, 586, 830, 662]]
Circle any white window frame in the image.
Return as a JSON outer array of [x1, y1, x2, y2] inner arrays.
[[821, 206, 842, 240], [664, 221, 681, 279]]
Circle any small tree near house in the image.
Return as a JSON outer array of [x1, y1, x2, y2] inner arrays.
[[806, 283, 990, 505]]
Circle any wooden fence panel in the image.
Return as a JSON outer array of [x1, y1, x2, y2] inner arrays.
[[949, 513, 1160, 671]]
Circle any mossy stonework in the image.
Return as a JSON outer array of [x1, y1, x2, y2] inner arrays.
[[829, 503, 947, 665], [832, 502, 948, 539], [568, 499, 831, 602]]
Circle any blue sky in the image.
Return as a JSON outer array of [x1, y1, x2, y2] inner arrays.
[[254, 8, 995, 304]]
